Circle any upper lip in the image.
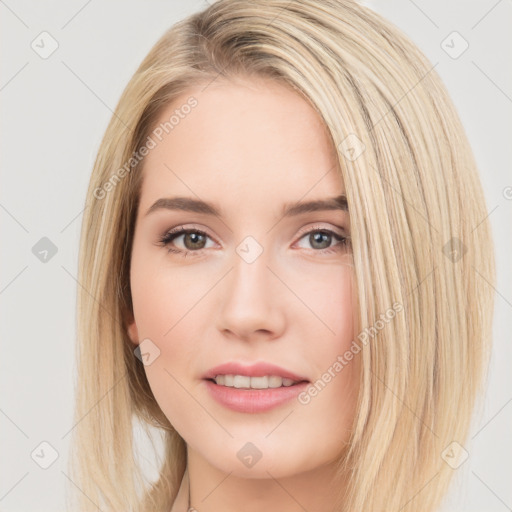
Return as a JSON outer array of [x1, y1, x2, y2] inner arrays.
[[203, 362, 309, 382]]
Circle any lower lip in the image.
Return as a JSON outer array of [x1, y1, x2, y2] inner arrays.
[[204, 379, 309, 413]]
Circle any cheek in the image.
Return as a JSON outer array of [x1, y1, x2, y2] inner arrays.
[[129, 253, 217, 414], [295, 264, 359, 417], [131, 276, 201, 383], [292, 261, 355, 347], [325, 268, 354, 340], [132, 279, 204, 434], [130, 254, 215, 340]]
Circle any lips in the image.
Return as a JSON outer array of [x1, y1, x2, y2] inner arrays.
[[202, 361, 310, 413], [202, 361, 309, 383]]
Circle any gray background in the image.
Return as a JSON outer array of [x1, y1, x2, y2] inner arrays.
[[1, 0, 511, 510]]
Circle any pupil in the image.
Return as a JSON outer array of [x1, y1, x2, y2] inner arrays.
[[311, 232, 330, 249], [185, 232, 205, 249]]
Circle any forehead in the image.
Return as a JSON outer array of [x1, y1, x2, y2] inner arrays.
[[138, 78, 344, 208]]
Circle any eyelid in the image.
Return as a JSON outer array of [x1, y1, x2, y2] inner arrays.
[[294, 222, 347, 239], [165, 223, 218, 239]]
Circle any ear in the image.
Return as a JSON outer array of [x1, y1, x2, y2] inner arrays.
[[126, 315, 139, 346]]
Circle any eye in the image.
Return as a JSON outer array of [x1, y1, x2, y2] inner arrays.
[[156, 225, 351, 258], [295, 228, 350, 253], [157, 227, 216, 257]]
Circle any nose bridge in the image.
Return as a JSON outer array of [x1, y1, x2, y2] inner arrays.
[[229, 235, 273, 306], [216, 235, 285, 338]]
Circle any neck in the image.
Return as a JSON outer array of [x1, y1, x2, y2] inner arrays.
[[184, 446, 346, 512]]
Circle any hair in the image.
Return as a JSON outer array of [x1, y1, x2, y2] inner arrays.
[[68, 0, 496, 510]]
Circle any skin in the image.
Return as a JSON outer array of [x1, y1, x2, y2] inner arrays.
[[127, 76, 361, 512]]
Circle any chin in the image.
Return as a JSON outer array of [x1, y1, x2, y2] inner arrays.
[[200, 440, 314, 480]]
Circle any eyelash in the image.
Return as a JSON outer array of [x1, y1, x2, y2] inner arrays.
[[157, 225, 351, 258]]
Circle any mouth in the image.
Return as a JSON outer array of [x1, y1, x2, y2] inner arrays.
[[202, 362, 310, 413], [206, 374, 308, 389]]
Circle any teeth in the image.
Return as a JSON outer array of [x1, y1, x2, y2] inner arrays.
[[268, 376, 283, 388], [213, 374, 299, 389], [233, 375, 250, 388]]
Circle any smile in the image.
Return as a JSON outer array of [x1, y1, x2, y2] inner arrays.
[[212, 374, 300, 389]]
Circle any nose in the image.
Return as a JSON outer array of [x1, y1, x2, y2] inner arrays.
[[216, 247, 286, 342]]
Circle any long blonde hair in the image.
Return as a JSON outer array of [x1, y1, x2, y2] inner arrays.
[[68, 0, 495, 510]]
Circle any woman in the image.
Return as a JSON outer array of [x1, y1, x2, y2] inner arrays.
[[69, 1, 495, 511]]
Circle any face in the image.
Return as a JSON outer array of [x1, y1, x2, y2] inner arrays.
[[127, 77, 360, 479]]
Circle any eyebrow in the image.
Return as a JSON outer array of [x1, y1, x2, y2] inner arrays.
[[144, 194, 348, 218]]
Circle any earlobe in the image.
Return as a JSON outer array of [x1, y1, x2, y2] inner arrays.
[[126, 318, 139, 346]]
